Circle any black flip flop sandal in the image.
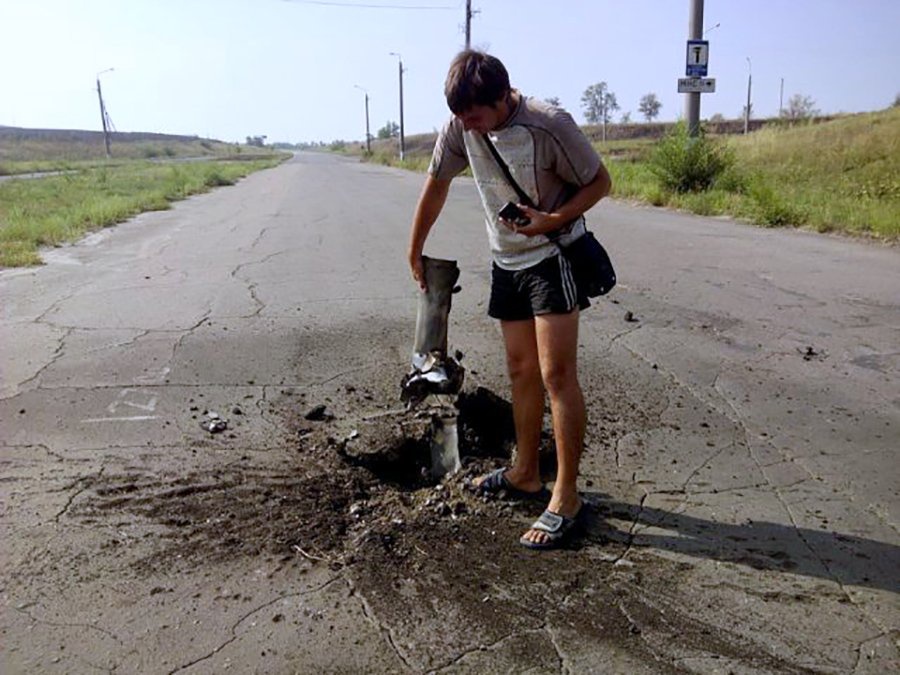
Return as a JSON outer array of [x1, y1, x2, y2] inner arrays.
[[475, 467, 550, 502]]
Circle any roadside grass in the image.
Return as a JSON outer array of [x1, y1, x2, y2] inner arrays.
[[342, 108, 898, 240], [0, 134, 281, 175], [606, 108, 900, 239], [0, 159, 283, 266]]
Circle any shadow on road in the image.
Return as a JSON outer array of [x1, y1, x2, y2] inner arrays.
[[584, 494, 900, 594]]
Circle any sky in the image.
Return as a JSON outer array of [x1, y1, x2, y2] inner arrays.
[[1, 0, 898, 144]]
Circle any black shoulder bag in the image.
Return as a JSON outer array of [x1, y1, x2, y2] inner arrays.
[[482, 134, 616, 297]]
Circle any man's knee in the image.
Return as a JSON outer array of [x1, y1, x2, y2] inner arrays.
[[540, 361, 578, 397], [507, 352, 541, 383]]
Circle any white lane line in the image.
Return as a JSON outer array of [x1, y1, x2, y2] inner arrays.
[[81, 416, 160, 423]]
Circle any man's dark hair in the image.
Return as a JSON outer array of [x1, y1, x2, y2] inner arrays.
[[444, 50, 510, 115]]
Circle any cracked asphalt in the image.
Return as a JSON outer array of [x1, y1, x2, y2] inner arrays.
[[1, 152, 898, 673]]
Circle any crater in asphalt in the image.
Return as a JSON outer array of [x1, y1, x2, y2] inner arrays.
[[76, 386, 537, 570], [69, 382, 813, 672]]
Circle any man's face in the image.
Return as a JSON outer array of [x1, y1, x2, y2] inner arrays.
[[456, 102, 504, 133]]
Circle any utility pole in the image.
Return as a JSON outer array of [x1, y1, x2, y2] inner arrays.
[[465, 0, 473, 48], [354, 85, 371, 154], [684, 0, 704, 136], [96, 68, 114, 158], [744, 57, 752, 134], [390, 52, 405, 161], [364, 90, 371, 154], [779, 77, 784, 117]]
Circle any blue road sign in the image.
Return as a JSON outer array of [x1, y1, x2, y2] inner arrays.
[[686, 39, 709, 77]]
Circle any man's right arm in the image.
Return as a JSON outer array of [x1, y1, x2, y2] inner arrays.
[[407, 174, 452, 290]]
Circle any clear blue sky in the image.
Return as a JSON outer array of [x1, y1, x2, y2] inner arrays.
[[1, 0, 898, 143]]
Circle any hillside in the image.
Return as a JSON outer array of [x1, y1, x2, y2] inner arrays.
[[0, 126, 276, 173]]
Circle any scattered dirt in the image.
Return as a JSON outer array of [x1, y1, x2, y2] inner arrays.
[[70, 384, 815, 672]]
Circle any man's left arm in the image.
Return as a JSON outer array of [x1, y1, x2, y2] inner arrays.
[[513, 164, 611, 237]]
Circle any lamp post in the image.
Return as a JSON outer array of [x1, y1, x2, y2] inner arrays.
[[96, 67, 114, 158], [354, 85, 371, 154], [389, 52, 405, 161], [744, 57, 752, 135]]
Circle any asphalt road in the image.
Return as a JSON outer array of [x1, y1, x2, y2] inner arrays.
[[2, 152, 898, 673]]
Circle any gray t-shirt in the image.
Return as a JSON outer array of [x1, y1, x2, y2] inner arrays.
[[428, 95, 603, 270]]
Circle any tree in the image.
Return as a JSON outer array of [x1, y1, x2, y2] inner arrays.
[[620, 111, 632, 124], [377, 121, 399, 139], [545, 96, 561, 106], [708, 113, 726, 123], [581, 82, 619, 141], [638, 93, 662, 122], [784, 94, 819, 120], [892, 92, 900, 108]]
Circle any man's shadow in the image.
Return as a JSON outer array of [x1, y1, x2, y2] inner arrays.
[[580, 492, 900, 595]]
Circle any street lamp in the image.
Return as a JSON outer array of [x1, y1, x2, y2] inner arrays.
[[744, 57, 752, 135], [96, 68, 114, 158], [389, 52, 405, 161], [354, 84, 371, 154]]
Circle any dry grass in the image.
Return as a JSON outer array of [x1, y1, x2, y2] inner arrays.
[[0, 159, 284, 266]]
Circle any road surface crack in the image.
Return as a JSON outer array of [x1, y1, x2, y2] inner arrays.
[[168, 575, 341, 674], [612, 491, 649, 565], [53, 467, 105, 522], [345, 576, 414, 672], [428, 628, 547, 674], [13, 604, 124, 647], [711, 377, 890, 636], [13, 326, 73, 394]]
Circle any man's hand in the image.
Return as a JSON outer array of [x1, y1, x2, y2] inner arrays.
[[499, 204, 563, 237], [408, 250, 427, 292]]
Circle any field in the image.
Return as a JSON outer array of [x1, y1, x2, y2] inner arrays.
[[0, 127, 287, 266], [349, 109, 900, 240], [0, 126, 272, 175], [609, 108, 900, 238]]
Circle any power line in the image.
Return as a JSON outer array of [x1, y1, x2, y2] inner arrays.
[[282, 0, 457, 10]]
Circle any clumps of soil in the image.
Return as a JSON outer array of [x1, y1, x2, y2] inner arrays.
[[77, 386, 546, 573]]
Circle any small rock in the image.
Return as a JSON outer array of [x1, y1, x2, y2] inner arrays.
[[347, 430, 360, 440], [272, 613, 284, 623], [304, 404, 330, 421], [232, 407, 243, 415], [201, 419, 228, 434], [207, 411, 220, 420], [624, 311, 639, 323]]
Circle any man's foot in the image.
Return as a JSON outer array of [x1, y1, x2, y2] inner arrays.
[[519, 495, 583, 549], [473, 467, 548, 501]]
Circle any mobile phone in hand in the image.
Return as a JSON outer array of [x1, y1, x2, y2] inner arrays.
[[498, 201, 531, 227]]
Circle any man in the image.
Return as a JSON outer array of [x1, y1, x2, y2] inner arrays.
[[407, 50, 611, 549]]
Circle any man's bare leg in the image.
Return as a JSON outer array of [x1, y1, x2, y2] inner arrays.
[[521, 310, 584, 546], [475, 318, 544, 492]]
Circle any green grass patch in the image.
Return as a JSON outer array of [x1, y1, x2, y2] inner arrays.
[[0, 159, 283, 267], [604, 108, 900, 239]]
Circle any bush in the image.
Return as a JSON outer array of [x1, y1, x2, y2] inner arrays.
[[649, 122, 734, 193], [747, 179, 807, 227]]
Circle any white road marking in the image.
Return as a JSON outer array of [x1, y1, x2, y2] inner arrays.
[[106, 389, 158, 414], [81, 416, 159, 423]]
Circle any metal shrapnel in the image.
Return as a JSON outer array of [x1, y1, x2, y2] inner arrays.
[[401, 256, 465, 409]]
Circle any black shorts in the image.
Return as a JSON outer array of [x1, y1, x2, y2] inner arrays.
[[488, 253, 590, 321]]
